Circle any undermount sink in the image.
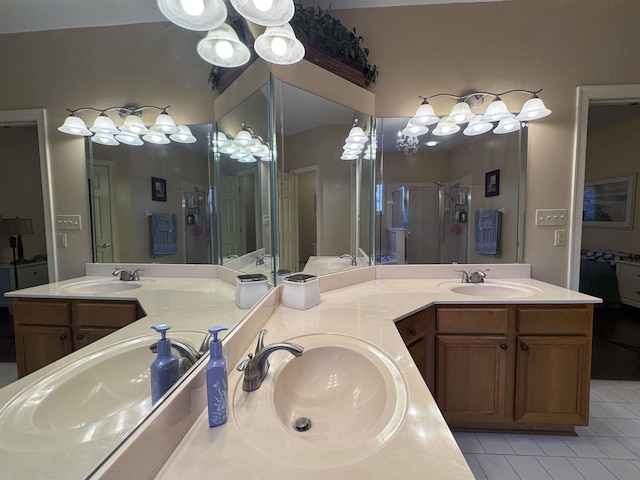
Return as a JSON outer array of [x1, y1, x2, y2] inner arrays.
[[0, 330, 206, 451], [232, 333, 407, 467], [445, 281, 542, 299], [60, 278, 149, 294]]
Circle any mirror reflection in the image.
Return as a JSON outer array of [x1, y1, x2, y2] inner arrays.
[[377, 117, 526, 265]]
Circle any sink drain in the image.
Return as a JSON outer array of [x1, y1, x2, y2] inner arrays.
[[294, 417, 312, 432]]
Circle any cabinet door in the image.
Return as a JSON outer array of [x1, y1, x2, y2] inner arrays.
[[396, 311, 428, 378], [73, 326, 119, 350], [436, 335, 508, 423], [515, 335, 590, 425], [15, 325, 72, 377], [73, 301, 139, 328]]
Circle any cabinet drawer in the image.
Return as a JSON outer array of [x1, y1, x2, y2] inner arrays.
[[517, 307, 592, 334], [396, 314, 426, 345], [17, 264, 49, 289], [73, 301, 138, 327], [13, 300, 71, 326], [437, 307, 508, 334], [618, 277, 640, 301]]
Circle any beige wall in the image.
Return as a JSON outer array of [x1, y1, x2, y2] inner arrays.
[[335, 0, 640, 285]]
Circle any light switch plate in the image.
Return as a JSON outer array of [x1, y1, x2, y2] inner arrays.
[[554, 229, 567, 247], [535, 209, 567, 226], [56, 214, 82, 230]]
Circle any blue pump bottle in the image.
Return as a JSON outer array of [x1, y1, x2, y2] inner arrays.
[[150, 324, 180, 404], [206, 326, 229, 427]]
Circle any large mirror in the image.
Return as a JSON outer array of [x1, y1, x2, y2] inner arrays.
[[377, 117, 527, 265]]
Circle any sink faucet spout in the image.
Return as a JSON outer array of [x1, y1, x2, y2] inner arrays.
[[339, 253, 357, 266]]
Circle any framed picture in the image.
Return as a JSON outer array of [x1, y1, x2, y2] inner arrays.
[[485, 169, 500, 197], [583, 174, 636, 228], [151, 176, 167, 202]]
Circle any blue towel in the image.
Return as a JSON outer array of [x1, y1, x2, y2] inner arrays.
[[150, 213, 178, 257], [474, 209, 501, 256]]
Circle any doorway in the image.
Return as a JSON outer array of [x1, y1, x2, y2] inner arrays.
[[292, 166, 319, 270]]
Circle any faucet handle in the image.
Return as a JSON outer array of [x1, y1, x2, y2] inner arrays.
[[236, 353, 253, 372]]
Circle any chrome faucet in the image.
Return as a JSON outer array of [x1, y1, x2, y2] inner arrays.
[[236, 329, 304, 392], [456, 269, 489, 283], [340, 253, 357, 266], [113, 268, 143, 281], [256, 253, 273, 266]]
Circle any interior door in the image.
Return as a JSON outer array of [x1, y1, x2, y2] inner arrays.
[[92, 163, 116, 262], [220, 176, 244, 257], [279, 172, 299, 271], [406, 188, 440, 264]]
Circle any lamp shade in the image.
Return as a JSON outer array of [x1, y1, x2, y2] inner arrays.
[[345, 126, 367, 144], [58, 116, 92, 136], [246, 138, 264, 153], [115, 131, 144, 146], [463, 115, 494, 136], [170, 125, 197, 143], [90, 115, 119, 134], [254, 23, 304, 65], [230, 0, 295, 27], [234, 130, 254, 147], [197, 24, 251, 68], [212, 131, 230, 146], [516, 97, 552, 121], [0, 217, 34, 235], [143, 132, 171, 144], [480, 98, 512, 122], [150, 112, 180, 134], [401, 119, 429, 137], [157, 0, 227, 31], [411, 101, 440, 126], [219, 143, 241, 154], [91, 132, 120, 146], [493, 116, 521, 134], [340, 152, 359, 161], [432, 117, 460, 136], [448, 101, 475, 124], [119, 115, 150, 134]]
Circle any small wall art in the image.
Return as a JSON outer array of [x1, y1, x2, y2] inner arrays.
[[485, 169, 500, 197], [583, 174, 636, 228], [151, 176, 167, 202]]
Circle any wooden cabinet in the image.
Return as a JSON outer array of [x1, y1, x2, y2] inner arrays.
[[13, 298, 143, 377], [616, 261, 640, 308], [396, 310, 428, 378]]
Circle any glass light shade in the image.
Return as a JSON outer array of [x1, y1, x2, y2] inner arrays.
[[480, 99, 512, 122], [255, 145, 270, 158], [219, 143, 240, 154], [432, 117, 461, 136], [143, 132, 171, 144], [119, 115, 150, 134], [58, 116, 92, 136], [516, 97, 552, 121], [170, 125, 197, 143], [157, 0, 227, 31], [197, 24, 251, 68], [411, 101, 440, 126], [234, 130, 254, 147], [448, 101, 475, 124], [493, 116, 521, 134], [463, 115, 494, 136], [115, 132, 144, 146], [230, 0, 294, 27], [401, 119, 429, 137], [237, 154, 258, 163], [150, 112, 180, 134], [91, 133, 119, 146], [426, 141, 438, 147], [246, 138, 264, 153], [231, 150, 251, 160], [254, 23, 304, 65], [213, 131, 230, 146], [340, 152, 359, 160], [343, 142, 364, 152], [345, 126, 367, 144], [90, 115, 119, 134]]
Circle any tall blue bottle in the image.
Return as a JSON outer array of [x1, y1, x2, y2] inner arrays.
[[206, 326, 229, 427], [150, 324, 180, 405]]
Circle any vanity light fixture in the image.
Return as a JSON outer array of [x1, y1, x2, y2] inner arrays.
[[158, 0, 303, 68], [58, 106, 194, 147], [340, 120, 370, 160], [215, 123, 272, 162]]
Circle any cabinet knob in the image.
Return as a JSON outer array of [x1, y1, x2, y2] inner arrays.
[[409, 329, 417, 336], [521, 344, 529, 352], [500, 343, 508, 350], [76, 334, 84, 340], [59, 334, 67, 341]]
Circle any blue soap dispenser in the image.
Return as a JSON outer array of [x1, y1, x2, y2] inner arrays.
[[150, 324, 180, 405], [206, 325, 229, 427]]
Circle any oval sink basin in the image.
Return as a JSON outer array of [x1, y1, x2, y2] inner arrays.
[[232, 333, 407, 467], [302, 256, 357, 275], [0, 330, 206, 451], [448, 282, 542, 298], [60, 278, 146, 294]]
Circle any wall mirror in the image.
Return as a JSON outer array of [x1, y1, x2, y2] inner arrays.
[[273, 79, 375, 276], [377, 117, 527, 265]]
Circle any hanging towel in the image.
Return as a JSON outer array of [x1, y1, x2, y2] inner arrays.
[[150, 213, 178, 257], [474, 209, 502, 256]]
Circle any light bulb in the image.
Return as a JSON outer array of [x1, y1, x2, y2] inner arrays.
[[180, 0, 205, 16], [215, 40, 234, 59], [441, 125, 452, 134], [473, 124, 483, 133], [504, 123, 515, 131], [454, 113, 466, 123], [270, 36, 288, 56], [253, 0, 273, 11]]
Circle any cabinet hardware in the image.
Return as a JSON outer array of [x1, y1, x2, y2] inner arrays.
[[521, 344, 529, 351], [76, 334, 84, 340], [59, 334, 67, 341], [409, 329, 417, 336], [500, 344, 508, 350]]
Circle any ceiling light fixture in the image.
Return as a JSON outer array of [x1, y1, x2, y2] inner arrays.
[[58, 106, 194, 146]]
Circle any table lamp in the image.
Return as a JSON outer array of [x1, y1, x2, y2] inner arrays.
[[0, 217, 34, 289]]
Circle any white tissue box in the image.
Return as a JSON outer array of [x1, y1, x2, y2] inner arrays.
[[235, 274, 269, 309], [282, 274, 321, 310]]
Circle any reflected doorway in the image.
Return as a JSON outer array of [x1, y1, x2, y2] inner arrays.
[[293, 166, 319, 270]]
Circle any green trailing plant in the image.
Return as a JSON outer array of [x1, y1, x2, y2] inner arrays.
[[290, 1, 378, 86]]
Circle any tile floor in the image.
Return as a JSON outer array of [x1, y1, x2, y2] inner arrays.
[[455, 380, 640, 479], [0, 362, 18, 388]]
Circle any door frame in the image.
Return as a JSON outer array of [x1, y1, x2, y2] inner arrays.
[[0, 109, 57, 281], [569, 84, 640, 289]]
